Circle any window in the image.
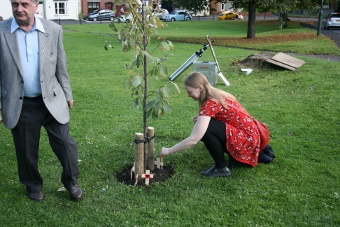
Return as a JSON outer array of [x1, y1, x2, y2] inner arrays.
[[55, 1, 67, 15], [221, 3, 226, 11], [88, 2, 100, 14], [105, 2, 113, 10]]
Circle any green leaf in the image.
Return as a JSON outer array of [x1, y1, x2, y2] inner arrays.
[[109, 22, 118, 32], [146, 107, 153, 119], [146, 100, 156, 111], [167, 40, 175, 50], [161, 41, 170, 51], [159, 64, 167, 77], [163, 100, 172, 114], [154, 102, 163, 116], [141, 50, 153, 59], [162, 84, 173, 98], [136, 54, 141, 68], [132, 75, 142, 88], [155, 90, 163, 101], [169, 81, 181, 94], [133, 97, 139, 109], [141, 50, 160, 64]]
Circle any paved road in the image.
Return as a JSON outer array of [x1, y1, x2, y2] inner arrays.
[[296, 19, 340, 49]]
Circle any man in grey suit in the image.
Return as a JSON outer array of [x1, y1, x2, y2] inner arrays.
[[0, 0, 83, 201]]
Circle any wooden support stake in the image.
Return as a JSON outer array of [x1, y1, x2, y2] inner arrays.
[[147, 127, 155, 171], [134, 133, 144, 181]]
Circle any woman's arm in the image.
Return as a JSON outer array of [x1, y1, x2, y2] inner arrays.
[[161, 116, 211, 155]]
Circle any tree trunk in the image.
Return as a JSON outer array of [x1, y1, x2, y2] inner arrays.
[[142, 4, 148, 136], [247, 1, 257, 39], [283, 12, 288, 28]]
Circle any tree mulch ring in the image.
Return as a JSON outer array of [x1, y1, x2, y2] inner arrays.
[[115, 164, 174, 186]]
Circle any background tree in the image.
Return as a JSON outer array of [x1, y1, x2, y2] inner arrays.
[[231, 0, 328, 36], [231, 0, 267, 38]]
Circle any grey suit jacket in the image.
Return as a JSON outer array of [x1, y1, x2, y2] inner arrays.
[[0, 18, 73, 129]]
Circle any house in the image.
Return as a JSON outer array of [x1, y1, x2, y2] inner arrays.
[[0, 0, 82, 21], [0, 0, 337, 22], [0, 0, 156, 21], [211, 1, 234, 15], [80, 0, 158, 17]]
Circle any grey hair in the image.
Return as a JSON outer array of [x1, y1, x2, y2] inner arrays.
[[10, 0, 39, 2]]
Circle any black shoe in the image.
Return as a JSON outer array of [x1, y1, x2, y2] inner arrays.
[[200, 165, 217, 176], [258, 151, 274, 164], [68, 185, 83, 201], [28, 191, 44, 201], [263, 145, 275, 159], [200, 166, 231, 177]]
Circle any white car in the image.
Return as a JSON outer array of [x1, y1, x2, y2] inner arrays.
[[154, 9, 169, 20], [324, 12, 340, 30], [114, 13, 132, 23], [163, 10, 192, 22]]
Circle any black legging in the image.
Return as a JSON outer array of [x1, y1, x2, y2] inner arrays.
[[200, 118, 229, 168]]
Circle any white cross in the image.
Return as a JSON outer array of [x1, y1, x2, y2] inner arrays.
[[154, 157, 164, 169], [141, 170, 154, 185]]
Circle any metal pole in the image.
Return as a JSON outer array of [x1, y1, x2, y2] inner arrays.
[[317, 0, 324, 36]]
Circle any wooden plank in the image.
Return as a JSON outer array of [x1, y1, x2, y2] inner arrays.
[[265, 58, 297, 71], [271, 52, 305, 68]]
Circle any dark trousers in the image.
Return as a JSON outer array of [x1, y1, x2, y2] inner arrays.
[[11, 96, 79, 193], [201, 118, 230, 168]]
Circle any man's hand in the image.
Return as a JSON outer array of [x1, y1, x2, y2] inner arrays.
[[68, 100, 74, 109]]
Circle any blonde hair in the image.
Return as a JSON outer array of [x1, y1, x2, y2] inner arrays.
[[184, 71, 236, 109]]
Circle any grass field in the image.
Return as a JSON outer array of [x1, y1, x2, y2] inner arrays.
[[0, 19, 339, 226]]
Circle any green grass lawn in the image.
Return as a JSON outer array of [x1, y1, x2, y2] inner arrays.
[[0, 19, 339, 226]]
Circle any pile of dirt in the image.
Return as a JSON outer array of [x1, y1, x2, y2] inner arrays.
[[232, 51, 275, 68], [115, 164, 174, 186]]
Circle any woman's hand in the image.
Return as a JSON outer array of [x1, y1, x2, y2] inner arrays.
[[161, 147, 171, 156]]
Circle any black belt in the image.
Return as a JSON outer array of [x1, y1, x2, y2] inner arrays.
[[24, 95, 42, 101]]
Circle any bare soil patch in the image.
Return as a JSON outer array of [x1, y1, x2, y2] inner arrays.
[[115, 164, 174, 186]]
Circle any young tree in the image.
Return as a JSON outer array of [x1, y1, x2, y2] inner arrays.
[[105, 0, 183, 180], [105, 1, 179, 138]]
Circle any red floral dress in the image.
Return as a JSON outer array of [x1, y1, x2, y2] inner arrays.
[[199, 98, 261, 167]]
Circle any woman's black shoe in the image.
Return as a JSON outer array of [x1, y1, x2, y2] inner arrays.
[[200, 165, 231, 177]]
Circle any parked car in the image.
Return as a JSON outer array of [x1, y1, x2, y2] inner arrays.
[[154, 9, 169, 20], [163, 10, 192, 22], [324, 12, 340, 29], [217, 11, 241, 20], [87, 9, 114, 21], [114, 13, 133, 23]]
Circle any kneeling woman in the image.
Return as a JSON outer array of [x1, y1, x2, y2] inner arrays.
[[161, 72, 272, 177]]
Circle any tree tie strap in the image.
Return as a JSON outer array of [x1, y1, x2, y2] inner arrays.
[[134, 139, 145, 144], [145, 134, 155, 142]]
